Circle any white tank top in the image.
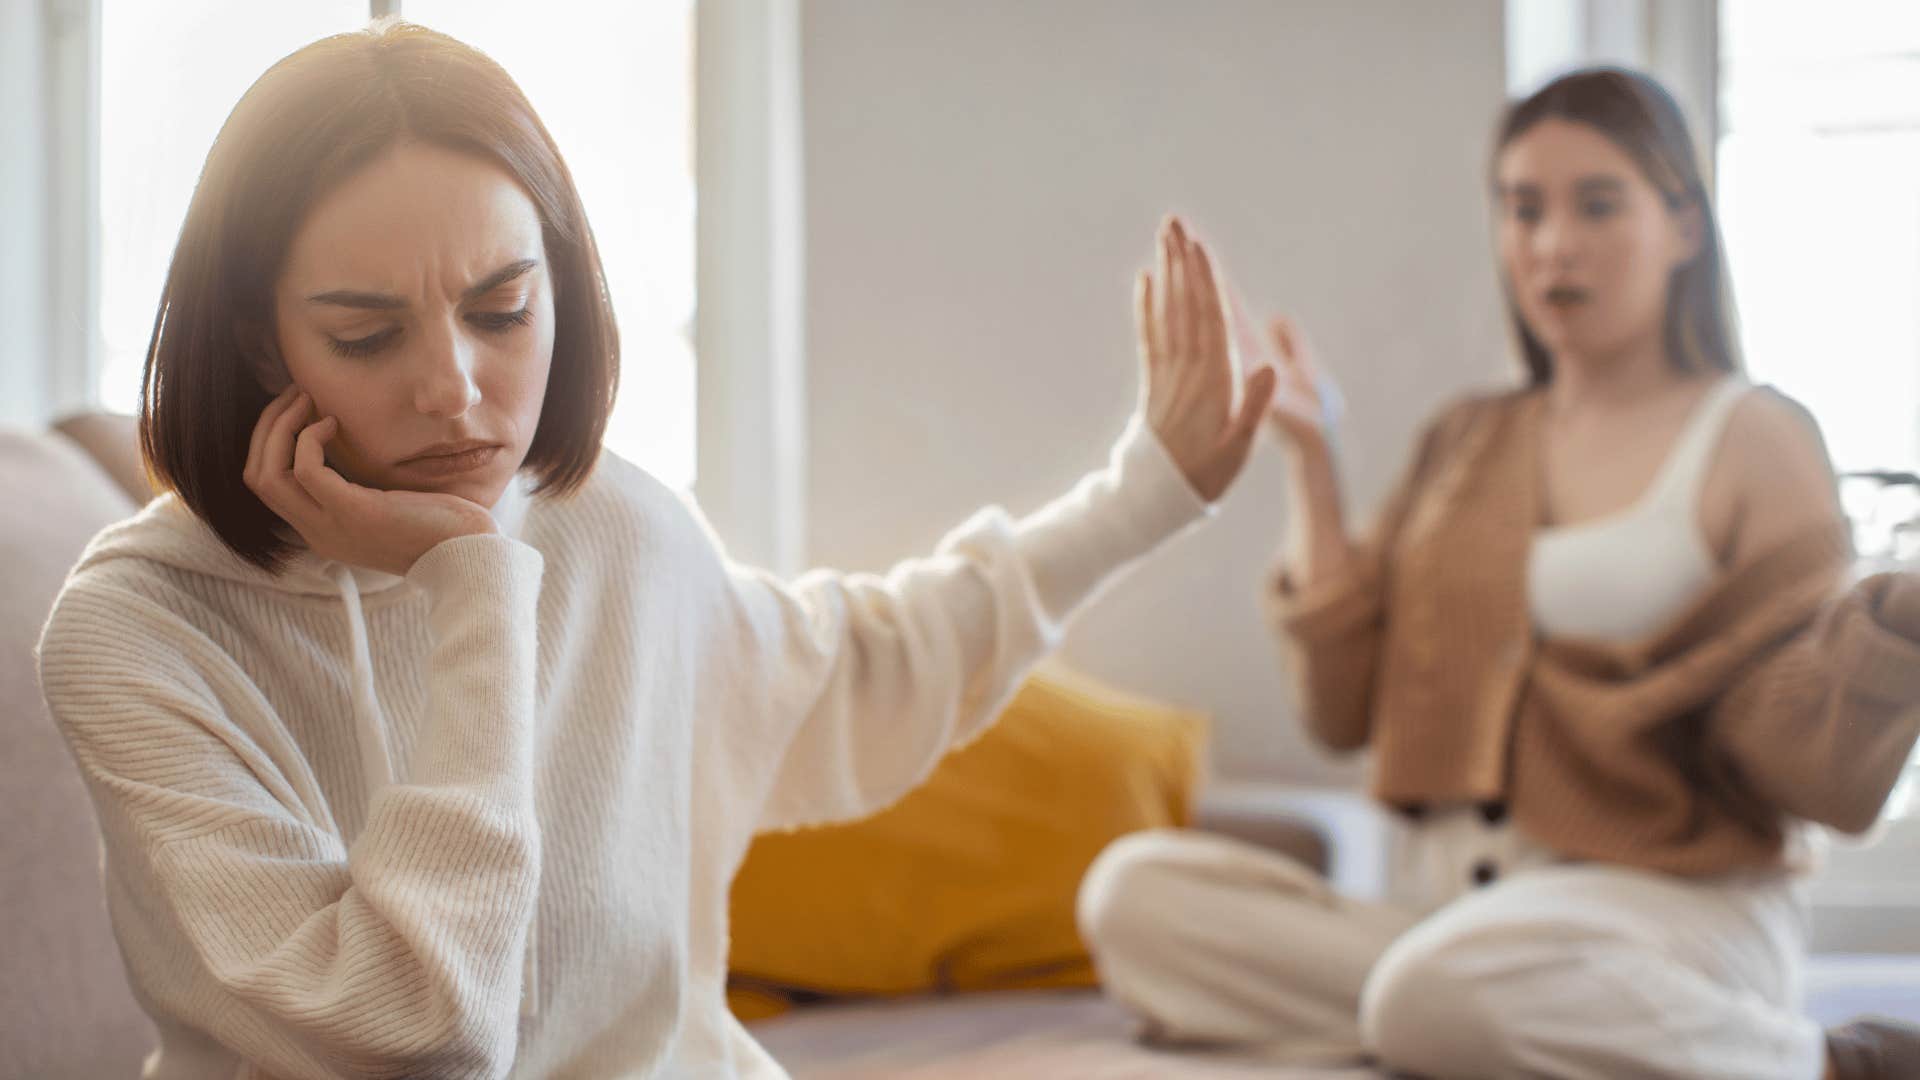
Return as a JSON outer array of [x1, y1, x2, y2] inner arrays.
[[1528, 377, 1751, 643], [1439, 379, 1815, 890]]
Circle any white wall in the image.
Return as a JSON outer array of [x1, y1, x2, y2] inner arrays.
[[799, 0, 1512, 784]]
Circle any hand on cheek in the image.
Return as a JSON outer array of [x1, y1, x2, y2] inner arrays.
[[242, 385, 498, 576]]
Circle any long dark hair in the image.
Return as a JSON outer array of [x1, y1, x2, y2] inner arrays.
[[140, 19, 619, 569], [1494, 67, 1741, 386]]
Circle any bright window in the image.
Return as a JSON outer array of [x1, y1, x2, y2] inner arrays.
[[98, 1, 697, 488], [1719, 0, 1920, 822], [99, 1, 366, 417]]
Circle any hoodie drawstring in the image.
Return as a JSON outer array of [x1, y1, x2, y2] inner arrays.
[[330, 564, 394, 798]]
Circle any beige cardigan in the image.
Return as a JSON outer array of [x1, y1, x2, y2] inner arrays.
[[1268, 388, 1920, 875]]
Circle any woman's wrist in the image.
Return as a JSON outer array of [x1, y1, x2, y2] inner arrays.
[[1281, 434, 1334, 481], [1281, 440, 1352, 587], [1284, 441, 1342, 523]]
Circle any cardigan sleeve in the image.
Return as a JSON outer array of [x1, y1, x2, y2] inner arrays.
[[1261, 400, 1472, 752], [1711, 568, 1920, 834]]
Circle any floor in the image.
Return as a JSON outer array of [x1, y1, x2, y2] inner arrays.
[[754, 989, 1375, 1079], [752, 955, 1920, 1079]]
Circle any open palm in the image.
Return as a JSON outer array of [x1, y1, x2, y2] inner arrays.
[[1134, 217, 1277, 503]]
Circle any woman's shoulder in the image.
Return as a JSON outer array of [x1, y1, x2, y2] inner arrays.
[[38, 545, 236, 733], [40, 492, 288, 676], [1703, 382, 1833, 502], [1708, 382, 1842, 564], [1721, 382, 1825, 454], [42, 561, 212, 666], [1445, 383, 1536, 421], [1409, 383, 1535, 460], [48, 498, 235, 619], [522, 448, 728, 567]]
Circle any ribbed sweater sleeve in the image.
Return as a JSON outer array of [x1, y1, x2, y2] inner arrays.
[[36, 534, 544, 1080], [730, 416, 1209, 834]]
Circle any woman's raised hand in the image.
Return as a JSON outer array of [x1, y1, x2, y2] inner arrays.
[[1259, 314, 1340, 458], [243, 386, 498, 577], [1135, 217, 1277, 503]]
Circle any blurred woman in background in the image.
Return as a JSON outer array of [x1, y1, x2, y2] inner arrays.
[[1080, 67, 1920, 1080]]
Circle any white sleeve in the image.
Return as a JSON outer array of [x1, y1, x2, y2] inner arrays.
[[724, 416, 1210, 834], [37, 535, 544, 1080]]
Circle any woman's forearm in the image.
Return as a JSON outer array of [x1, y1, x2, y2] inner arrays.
[[1282, 440, 1355, 589]]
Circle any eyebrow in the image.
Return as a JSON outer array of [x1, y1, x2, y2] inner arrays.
[[1496, 175, 1628, 200], [305, 258, 541, 310]]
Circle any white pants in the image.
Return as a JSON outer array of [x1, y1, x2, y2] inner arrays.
[[1076, 812, 1828, 1079]]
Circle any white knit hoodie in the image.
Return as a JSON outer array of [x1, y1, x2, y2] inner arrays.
[[37, 417, 1207, 1079]]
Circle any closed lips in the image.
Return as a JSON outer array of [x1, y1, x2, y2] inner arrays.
[[402, 440, 498, 463]]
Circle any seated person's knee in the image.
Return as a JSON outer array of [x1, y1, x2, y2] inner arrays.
[[1075, 828, 1187, 953], [1360, 925, 1518, 1079]]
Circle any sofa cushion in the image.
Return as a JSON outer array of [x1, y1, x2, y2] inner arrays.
[[53, 411, 151, 504], [0, 428, 153, 1079], [727, 666, 1208, 1019]]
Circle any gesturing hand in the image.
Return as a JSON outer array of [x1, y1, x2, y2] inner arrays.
[[1259, 315, 1341, 458], [243, 386, 498, 577], [1134, 216, 1278, 503]]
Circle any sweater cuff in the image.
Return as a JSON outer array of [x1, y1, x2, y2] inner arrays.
[[1265, 549, 1383, 643], [1844, 572, 1920, 703], [1099, 413, 1216, 548], [1009, 414, 1212, 624], [408, 533, 546, 611], [1872, 569, 1920, 639]]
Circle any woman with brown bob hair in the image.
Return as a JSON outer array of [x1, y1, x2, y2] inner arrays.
[[142, 18, 617, 571], [38, 20, 1280, 1079], [1079, 68, 1920, 1079]]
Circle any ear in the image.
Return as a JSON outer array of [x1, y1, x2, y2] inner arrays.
[[1670, 198, 1705, 268], [244, 320, 291, 394]]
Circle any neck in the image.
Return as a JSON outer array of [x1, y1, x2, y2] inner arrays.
[[1545, 329, 1689, 413]]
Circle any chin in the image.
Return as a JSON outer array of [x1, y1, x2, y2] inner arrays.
[[1526, 316, 1618, 361], [352, 464, 511, 505], [1523, 321, 1573, 355], [426, 472, 514, 507]]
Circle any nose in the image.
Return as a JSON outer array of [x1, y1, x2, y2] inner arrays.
[[412, 317, 482, 419], [1531, 208, 1578, 270]]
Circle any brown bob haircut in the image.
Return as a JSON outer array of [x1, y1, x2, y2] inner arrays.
[[139, 19, 618, 570], [1494, 67, 1742, 386]]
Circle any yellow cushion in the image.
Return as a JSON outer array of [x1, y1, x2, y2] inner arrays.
[[726, 665, 1208, 1019]]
